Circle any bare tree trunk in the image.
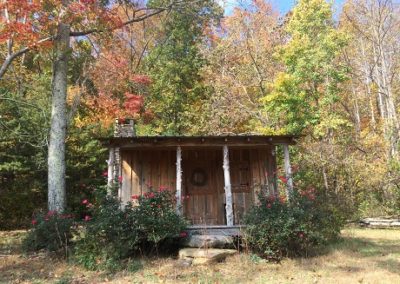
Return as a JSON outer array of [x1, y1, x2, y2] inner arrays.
[[360, 39, 376, 129], [48, 22, 70, 212]]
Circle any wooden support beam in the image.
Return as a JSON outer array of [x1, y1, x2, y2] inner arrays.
[[283, 144, 294, 200], [107, 147, 115, 194], [223, 145, 234, 226], [176, 146, 182, 215]]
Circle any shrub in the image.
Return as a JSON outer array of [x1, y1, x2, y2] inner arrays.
[[244, 188, 344, 260], [22, 211, 75, 256], [74, 187, 187, 270]]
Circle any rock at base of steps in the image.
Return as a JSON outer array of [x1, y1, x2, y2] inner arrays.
[[183, 235, 234, 248], [179, 248, 237, 265]]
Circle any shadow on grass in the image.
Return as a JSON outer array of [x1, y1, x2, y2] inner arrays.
[[319, 232, 400, 275]]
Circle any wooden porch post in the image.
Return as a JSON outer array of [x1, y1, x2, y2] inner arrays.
[[107, 147, 115, 194], [223, 145, 234, 226], [283, 144, 294, 200], [175, 146, 182, 215]]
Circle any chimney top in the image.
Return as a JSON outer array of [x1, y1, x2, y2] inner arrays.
[[114, 118, 136, 137]]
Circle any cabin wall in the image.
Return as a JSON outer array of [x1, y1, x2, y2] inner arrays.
[[120, 149, 176, 205], [119, 146, 277, 224]]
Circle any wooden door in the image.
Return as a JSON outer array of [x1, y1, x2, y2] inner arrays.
[[183, 149, 222, 225], [230, 149, 253, 225]]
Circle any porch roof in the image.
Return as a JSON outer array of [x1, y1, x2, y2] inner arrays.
[[100, 135, 297, 148]]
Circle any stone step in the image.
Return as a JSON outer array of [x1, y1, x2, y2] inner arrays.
[[183, 234, 235, 249], [179, 248, 237, 265]]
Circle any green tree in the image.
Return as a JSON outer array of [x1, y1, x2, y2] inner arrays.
[[144, 0, 222, 135], [262, 0, 349, 136]]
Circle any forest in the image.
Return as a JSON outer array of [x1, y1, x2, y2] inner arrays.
[[0, 0, 399, 230]]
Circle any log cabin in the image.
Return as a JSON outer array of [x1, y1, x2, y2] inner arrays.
[[103, 119, 296, 234]]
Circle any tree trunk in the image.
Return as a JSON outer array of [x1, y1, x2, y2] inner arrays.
[[48, 22, 70, 212]]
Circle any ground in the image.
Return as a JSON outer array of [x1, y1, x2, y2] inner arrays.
[[0, 228, 399, 284]]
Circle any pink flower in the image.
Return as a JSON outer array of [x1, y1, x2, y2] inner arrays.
[[47, 210, 56, 216], [266, 203, 272, 209], [82, 199, 88, 205], [298, 232, 304, 238], [118, 176, 123, 183], [159, 186, 168, 192], [102, 171, 108, 177], [84, 215, 91, 222], [179, 232, 188, 238], [31, 219, 37, 225]]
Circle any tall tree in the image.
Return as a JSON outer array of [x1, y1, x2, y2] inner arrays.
[[145, 0, 222, 134], [200, 0, 282, 134], [0, 0, 191, 212], [343, 0, 400, 159], [262, 0, 349, 136]]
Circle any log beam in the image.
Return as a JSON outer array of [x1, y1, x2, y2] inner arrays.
[[176, 146, 182, 215], [223, 145, 234, 226], [107, 147, 115, 194], [283, 144, 294, 200]]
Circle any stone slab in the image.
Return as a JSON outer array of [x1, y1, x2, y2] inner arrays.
[[179, 248, 237, 265], [183, 235, 234, 248]]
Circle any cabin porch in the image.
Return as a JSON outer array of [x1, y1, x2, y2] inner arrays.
[[104, 135, 296, 230]]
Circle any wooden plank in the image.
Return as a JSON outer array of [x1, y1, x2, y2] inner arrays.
[[104, 135, 297, 148], [131, 151, 140, 196], [120, 152, 132, 206]]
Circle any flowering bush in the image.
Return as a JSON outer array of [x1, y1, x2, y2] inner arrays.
[[244, 188, 344, 260], [22, 211, 76, 255], [74, 187, 187, 270]]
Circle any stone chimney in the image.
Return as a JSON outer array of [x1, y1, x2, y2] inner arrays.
[[114, 118, 136, 137]]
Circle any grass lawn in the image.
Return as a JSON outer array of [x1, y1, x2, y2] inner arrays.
[[0, 228, 399, 283]]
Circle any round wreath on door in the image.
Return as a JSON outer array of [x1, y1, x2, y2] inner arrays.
[[190, 168, 207, 187]]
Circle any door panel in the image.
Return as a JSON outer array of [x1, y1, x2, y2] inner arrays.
[[184, 149, 222, 225]]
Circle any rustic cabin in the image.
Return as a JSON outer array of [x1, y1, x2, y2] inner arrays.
[[103, 119, 296, 232]]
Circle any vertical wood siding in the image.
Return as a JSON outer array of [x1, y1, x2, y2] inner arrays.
[[120, 146, 275, 225]]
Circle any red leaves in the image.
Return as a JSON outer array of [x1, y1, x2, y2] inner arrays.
[[131, 75, 152, 85], [123, 93, 144, 115]]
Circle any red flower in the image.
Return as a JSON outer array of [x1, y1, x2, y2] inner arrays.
[[82, 199, 88, 205], [157, 205, 161, 208], [266, 203, 272, 209], [147, 192, 155, 198], [278, 176, 288, 184], [179, 232, 188, 238], [102, 171, 108, 177], [118, 176, 123, 183], [131, 195, 140, 200], [31, 219, 37, 225], [84, 215, 91, 222], [298, 232, 304, 238]]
